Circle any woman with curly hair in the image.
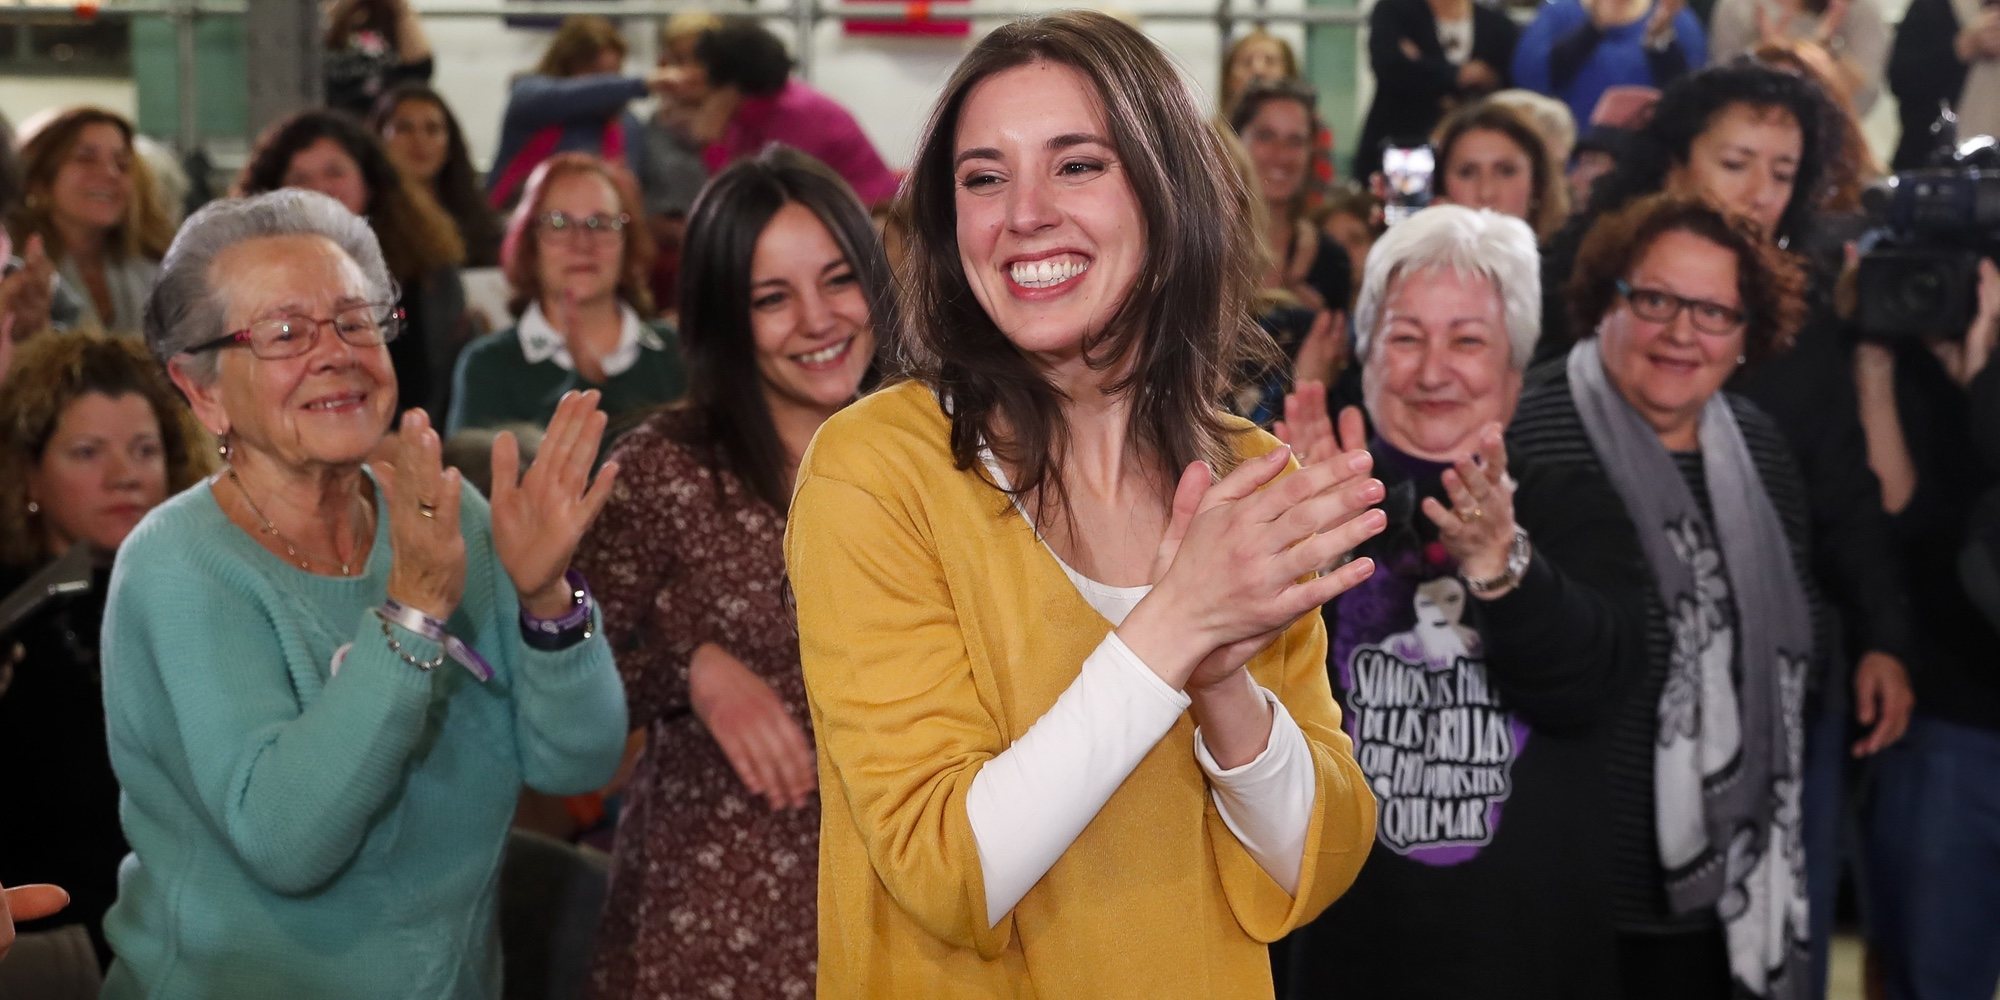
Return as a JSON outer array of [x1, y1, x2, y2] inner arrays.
[[1535, 65, 1914, 998], [372, 84, 502, 267], [6, 108, 175, 337], [1511, 194, 1821, 999], [0, 333, 212, 981], [238, 109, 468, 422]]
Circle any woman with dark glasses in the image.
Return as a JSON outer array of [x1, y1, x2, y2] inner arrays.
[[1514, 193, 1818, 1000], [449, 153, 685, 437]]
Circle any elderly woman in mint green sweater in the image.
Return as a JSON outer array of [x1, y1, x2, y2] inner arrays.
[[96, 188, 628, 1000]]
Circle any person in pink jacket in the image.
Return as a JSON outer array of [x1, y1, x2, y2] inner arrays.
[[658, 17, 901, 207]]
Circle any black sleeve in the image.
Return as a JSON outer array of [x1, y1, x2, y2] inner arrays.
[[1970, 352, 2000, 474], [1815, 449, 1921, 666], [1477, 453, 1652, 733], [1644, 38, 1692, 88], [1306, 234, 1353, 316], [1532, 224, 1583, 368], [1478, 9, 1523, 85], [1548, 21, 1607, 92], [1889, 0, 1968, 169], [1736, 328, 1920, 667], [388, 55, 434, 88], [1370, 0, 1462, 99]]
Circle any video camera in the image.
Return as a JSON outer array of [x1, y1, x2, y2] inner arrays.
[[1854, 137, 2000, 342]]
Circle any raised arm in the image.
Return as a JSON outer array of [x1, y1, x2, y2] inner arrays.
[[504, 74, 650, 133], [1464, 439, 1652, 732]]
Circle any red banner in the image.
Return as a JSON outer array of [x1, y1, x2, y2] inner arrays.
[[842, 0, 971, 37]]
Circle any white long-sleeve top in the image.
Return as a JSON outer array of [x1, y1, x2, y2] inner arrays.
[[962, 456, 1319, 927]]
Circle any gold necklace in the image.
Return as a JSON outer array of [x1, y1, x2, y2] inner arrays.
[[227, 467, 361, 576]]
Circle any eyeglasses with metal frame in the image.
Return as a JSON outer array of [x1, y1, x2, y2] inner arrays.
[[185, 302, 404, 360]]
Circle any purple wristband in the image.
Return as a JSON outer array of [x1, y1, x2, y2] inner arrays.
[[378, 600, 495, 682], [520, 569, 594, 649]]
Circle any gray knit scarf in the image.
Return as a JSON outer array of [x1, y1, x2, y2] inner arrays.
[[1567, 340, 1811, 999]]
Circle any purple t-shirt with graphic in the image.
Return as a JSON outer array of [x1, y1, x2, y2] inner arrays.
[[1331, 456, 1531, 867]]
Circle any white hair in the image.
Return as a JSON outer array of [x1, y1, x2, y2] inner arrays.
[[1352, 205, 1541, 370], [144, 188, 396, 383]]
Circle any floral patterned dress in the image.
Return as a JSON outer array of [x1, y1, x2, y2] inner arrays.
[[579, 408, 818, 1000]]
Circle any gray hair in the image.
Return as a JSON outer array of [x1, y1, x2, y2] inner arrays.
[[1352, 205, 1541, 370], [144, 188, 396, 382]]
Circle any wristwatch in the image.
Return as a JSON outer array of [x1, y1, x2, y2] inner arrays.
[[1463, 526, 1532, 598]]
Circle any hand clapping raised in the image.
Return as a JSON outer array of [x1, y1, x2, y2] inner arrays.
[[1419, 423, 1520, 591], [489, 390, 621, 618]]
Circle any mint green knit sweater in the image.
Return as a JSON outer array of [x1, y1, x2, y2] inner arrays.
[[96, 476, 627, 1000]]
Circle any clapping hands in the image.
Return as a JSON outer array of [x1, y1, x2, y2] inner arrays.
[[1130, 438, 1386, 692], [378, 391, 619, 621], [490, 390, 621, 617], [1419, 423, 1521, 589]]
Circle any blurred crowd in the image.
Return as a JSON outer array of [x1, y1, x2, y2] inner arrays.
[[0, 1, 1997, 998]]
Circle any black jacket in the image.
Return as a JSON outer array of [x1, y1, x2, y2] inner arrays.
[[0, 564, 123, 966], [1729, 306, 1920, 690], [1354, 0, 1520, 181], [1502, 363, 1830, 930], [1887, 0, 1966, 170]]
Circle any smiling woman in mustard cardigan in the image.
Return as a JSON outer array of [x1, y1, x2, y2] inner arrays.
[[783, 12, 1381, 998]]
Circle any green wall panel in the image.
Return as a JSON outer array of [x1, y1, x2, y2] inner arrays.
[[132, 13, 247, 144], [1307, 0, 1362, 181]]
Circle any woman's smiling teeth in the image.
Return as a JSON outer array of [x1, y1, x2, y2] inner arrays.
[[793, 338, 853, 369], [305, 392, 366, 412], [1009, 257, 1091, 289]]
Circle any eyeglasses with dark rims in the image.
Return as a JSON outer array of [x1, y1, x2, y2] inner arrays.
[[1614, 279, 1748, 336]]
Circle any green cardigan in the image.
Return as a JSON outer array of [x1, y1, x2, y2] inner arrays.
[[446, 319, 687, 437], [97, 475, 627, 1000]]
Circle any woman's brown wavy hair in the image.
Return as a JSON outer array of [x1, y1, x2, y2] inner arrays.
[[0, 333, 214, 568], [895, 9, 1275, 519], [535, 16, 625, 78], [7, 107, 176, 266], [1569, 193, 1808, 365], [236, 109, 465, 284]]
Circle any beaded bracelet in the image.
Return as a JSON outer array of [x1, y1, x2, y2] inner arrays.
[[378, 600, 496, 682], [520, 569, 595, 651], [379, 617, 445, 673]]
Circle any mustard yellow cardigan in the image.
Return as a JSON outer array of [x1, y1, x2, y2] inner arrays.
[[785, 381, 1377, 999]]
